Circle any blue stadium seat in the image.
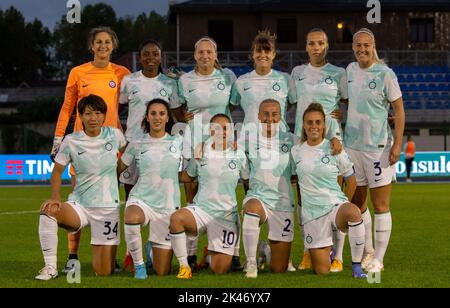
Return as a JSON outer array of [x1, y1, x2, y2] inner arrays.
[[416, 74, 425, 82], [398, 74, 406, 82], [428, 84, 437, 91], [434, 74, 444, 82], [409, 84, 419, 91], [445, 74, 450, 82], [424, 74, 434, 82], [406, 74, 415, 82], [437, 84, 447, 91]]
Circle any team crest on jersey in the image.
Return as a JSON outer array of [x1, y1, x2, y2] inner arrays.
[[123, 171, 130, 179], [306, 234, 313, 244], [217, 81, 226, 91], [109, 80, 116, 88], [281, 144, 289, 153], [272, 83, 281, 92], [105, 142, 113, 151], [169, 145, 177, 153], [321, 154, 330, 164], [369, 80, 377, 90], [228, 160, 237, 170], [325, 76, 333, 85], [160, 88, 168, 97]]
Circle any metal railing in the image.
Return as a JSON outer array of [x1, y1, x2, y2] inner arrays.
[[159, 50, 450, 71]]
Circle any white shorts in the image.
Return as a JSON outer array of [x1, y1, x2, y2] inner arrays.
[[126, 198, 172, 249], [66, 201, 120, 246], [119, 160, 139, 185], [345, 147, 395, 188], [303, 203, 342, 249], [185, 206, 238, 256], [243, 196, 294, 242]]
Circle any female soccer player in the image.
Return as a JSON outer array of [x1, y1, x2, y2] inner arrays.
[[291, 28, 348, 272], [36, 95, 127, 280], [174, 36, 239, 270], [230, 30, 297, 132], [119, 39, 180, 198], [291, 103, 366, 278], [241, 99, 299, 278], [170, 114, 248, 279], [344, 28, 405, 273], [118, 99, 182, 279], [51, 27, 130, 271]]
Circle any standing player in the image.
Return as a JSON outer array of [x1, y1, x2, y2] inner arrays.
[[344, 28, 405, 272], [118, 99, 182, 279], [174, 36, 239, 270], [50, 27, 130, 272], [36, 95, 127, 280], [119, 39, 180, 199], [241, 99, 298, 278], [291, 28, 348, 272], [291, 103, 366, 278], [230, 30, 297, 132], [170, 114, 248, 279]]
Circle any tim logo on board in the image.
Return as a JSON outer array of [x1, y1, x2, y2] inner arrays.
[[0, 155, 71, 181]]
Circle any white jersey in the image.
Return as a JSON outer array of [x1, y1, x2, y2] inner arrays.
[[344, 62, 402, 152], [291, 139, 354, 224], [119, 71, 180, 142], [242, 129, 299, 212], [291, 63, 347, 140], [121, 133, 183, 215], [187, 144, 248, 227], [55, 127, 127, 208], [178, 68, 236, 124], [230, 69, 297, 131]]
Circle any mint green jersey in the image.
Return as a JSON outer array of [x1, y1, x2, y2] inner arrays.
[[230, 69, 297, 131], [178, 68, 236, 124], [55, 127, 127, 208], [120, 71, 180, 142], [187, 144, 248, 227], [243, 130, 299, 212], [291, 139, 354, 224], [121, 133, 183, 214], [344, 62, 402, 152], [291, 63, 347, 139]]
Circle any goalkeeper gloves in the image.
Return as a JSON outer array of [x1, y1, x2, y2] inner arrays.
[[50, 136, 63, 162]]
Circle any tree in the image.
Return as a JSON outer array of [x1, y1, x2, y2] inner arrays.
[[0, 7, 54, 87]]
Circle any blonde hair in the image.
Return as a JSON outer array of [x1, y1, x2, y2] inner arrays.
[[353, 28, 385, 65], [194, 36, 222, 70]]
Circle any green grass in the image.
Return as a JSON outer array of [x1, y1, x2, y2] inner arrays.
[[0, 183, 449, 288]]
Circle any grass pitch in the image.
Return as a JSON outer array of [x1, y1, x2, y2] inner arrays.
[[0, 183, 449, 288]]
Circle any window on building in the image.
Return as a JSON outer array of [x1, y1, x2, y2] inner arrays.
[[410, 18, 434, 43], [277, 18, 297, 44], [208, 20, 234, 51]]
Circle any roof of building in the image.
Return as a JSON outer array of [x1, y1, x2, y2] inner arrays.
[[170, 0, 450, 14]]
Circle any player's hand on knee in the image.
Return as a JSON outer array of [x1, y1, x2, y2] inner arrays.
[[40, 199, 61, 213], [331, 109, 343, 121], [194, 142, 205, 160]]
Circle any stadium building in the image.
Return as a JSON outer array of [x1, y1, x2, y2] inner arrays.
[[167, 0, 450, 151]]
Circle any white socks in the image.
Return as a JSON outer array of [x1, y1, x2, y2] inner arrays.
[[348, 220, 365, 263], [186, 236, 198, 256], [243, 213, 260, 264], [362, 209, 374, 254], [39, 214, 58, 269], [124, 224, 143, 266], [171, 232, 188, 266], [332, 227, 346, 262], [374, 212, 392, 264]]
